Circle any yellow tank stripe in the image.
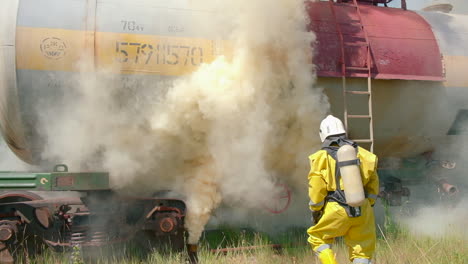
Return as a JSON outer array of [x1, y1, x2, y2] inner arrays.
[[444, 55, 468, 88], [16, 27, 86, 72], [16, 26, 227, 75]]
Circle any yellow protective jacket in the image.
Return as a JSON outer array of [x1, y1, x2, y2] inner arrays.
[[308, 147, 379, 211]]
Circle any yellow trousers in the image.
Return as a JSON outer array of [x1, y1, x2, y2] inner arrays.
[[307, 200, 376, 262]]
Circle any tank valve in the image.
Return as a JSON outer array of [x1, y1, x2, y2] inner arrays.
[[436, 179, 458, 195], [186, 243, 198, 264]]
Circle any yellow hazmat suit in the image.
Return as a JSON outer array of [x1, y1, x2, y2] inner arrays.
[[307, 146, 379, 264]]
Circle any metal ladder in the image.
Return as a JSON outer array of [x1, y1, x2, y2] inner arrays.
[[328, 0, 375, 152]]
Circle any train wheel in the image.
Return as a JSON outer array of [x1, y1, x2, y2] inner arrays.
[[263, 184, 292, 214], [0, 191, 43, 264], [0, 191, 42, 203], [136, 208, 186, 254]]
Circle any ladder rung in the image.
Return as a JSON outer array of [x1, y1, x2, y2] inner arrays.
[[346, 90, 370, 95], [343, 34, 369, 42], [346, 66, 369, 71], [353, 139, 373, 143], [346, 23, 364, 29], [339, 5, 361, 10], [346, 34, 367, 40], [348, 114, 371, 119], [339, 2, 359, 7], [346, 21, 364, 26], [344, 42, 368, 47]]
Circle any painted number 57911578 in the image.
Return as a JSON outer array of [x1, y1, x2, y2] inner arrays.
[[115, 41, 203, 66]]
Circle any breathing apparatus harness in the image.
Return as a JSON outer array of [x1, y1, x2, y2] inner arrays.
[[322, 135, 362, 218]]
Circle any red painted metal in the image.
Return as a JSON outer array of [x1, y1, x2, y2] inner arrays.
[[306, 2, 444, 81]]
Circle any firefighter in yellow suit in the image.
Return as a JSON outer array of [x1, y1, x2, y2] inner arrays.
[[307, 115, 379, 264]]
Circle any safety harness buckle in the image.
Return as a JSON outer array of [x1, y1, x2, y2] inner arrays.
[[347, 206, 362, 218]]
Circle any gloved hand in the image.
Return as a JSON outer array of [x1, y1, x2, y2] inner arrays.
[[312, 210, 323, 224]]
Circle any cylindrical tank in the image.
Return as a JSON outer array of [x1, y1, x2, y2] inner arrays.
[[310, 2, 468, 157], [1, 0, 224, 164], [0, 0, 32, 163], [2, 0, 468, 164], [337, 145, 365, 207]]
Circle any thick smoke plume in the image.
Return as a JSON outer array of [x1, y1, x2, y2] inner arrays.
[[13, 0, 329, 243], [399, 198, 468, 239], [149, 0, 329, 240]]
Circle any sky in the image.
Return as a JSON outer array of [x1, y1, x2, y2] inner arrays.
[[389, 0, 468, 14], [388, 0, 425, 10]]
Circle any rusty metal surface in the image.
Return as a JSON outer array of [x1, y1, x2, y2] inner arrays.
[[307, 2, 444, 81], [145, 205, 183, 219], [0, 191, 43, 202], [0, 220, 18, 243], [34, 207, 51, 228], [0, 242, 13, 264], [0, 191, 187, 256], [0, 227, 13, 241], [55, 175, 74, 187], [144, 210, 183, 236], [159, 217, 175, 232], [50, 221, 134, 247]]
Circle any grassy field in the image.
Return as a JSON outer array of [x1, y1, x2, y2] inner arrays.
[[24, 223, 467, 264]]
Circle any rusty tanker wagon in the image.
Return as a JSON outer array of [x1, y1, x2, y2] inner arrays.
[[0, 0, 467, 262]]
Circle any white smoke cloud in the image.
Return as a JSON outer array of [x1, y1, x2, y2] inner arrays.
[[389, 145, 468, 240], [400, 198, 468, 239], [34, 0, 328, 243]]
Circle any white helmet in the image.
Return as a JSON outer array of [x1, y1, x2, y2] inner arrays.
[[319, 115, 346, 142]]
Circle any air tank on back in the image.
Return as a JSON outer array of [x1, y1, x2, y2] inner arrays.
[[2, 0, 468, 165], [337, 145, 365, 207]]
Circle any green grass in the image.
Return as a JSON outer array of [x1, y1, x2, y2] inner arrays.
[[18, 225, 468, 264], [374, 223, 467, 264]]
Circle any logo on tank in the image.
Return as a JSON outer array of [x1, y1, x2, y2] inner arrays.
[[40, 37, 67, 60]]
